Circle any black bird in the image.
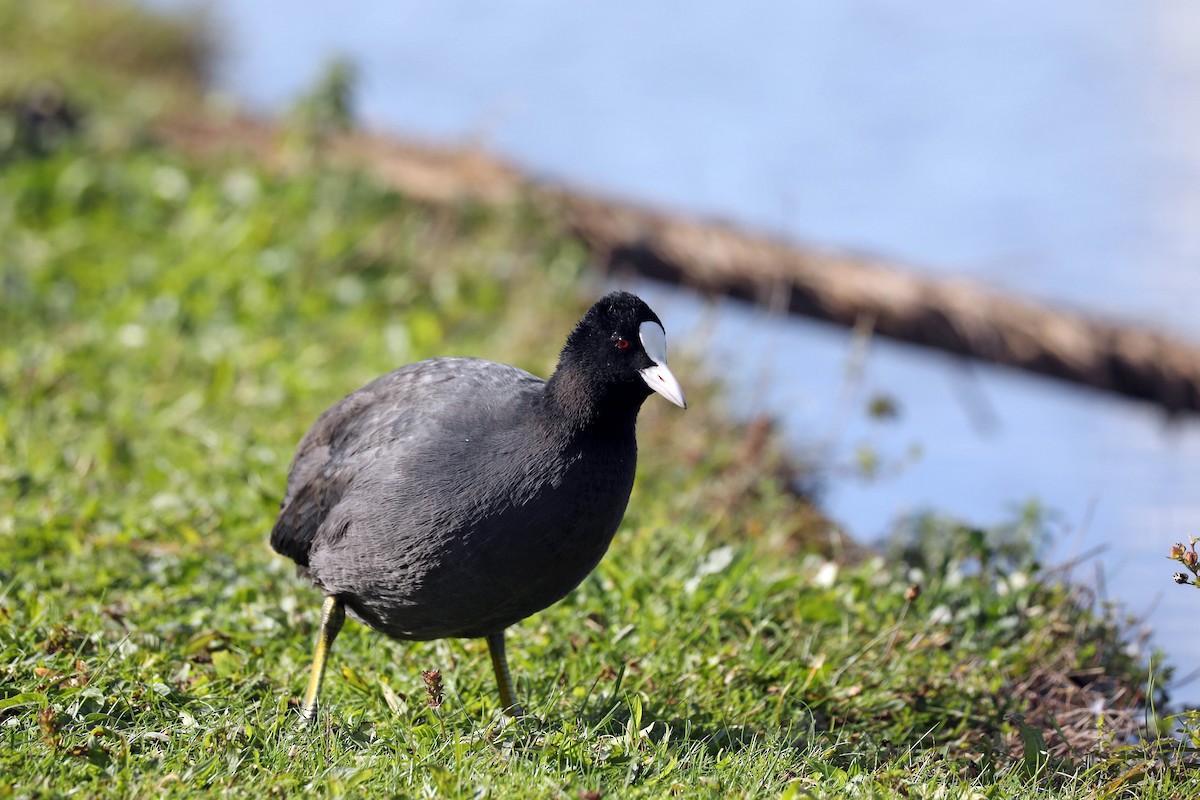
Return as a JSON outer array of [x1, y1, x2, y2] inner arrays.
[[271, 291, 686, 722]]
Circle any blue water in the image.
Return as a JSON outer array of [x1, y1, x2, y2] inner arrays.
[[144, 0, 1200, 691]]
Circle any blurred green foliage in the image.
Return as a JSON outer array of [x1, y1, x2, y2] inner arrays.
[[0, 0, 210, 105]]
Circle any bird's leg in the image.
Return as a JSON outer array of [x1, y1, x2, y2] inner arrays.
[[299, 595, 345, 725], [486, 630, 525, 717]]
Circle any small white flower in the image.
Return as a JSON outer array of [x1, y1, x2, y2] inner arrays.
[[813, 561, 839, 588]]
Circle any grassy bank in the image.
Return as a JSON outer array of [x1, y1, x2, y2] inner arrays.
[[1, 1, 1197, 797]]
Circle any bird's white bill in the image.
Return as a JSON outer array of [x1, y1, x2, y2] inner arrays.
[[640, 363, 687, 408], [638, 321, 687, 408]]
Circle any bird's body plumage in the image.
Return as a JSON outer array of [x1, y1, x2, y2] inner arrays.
[[272, 357, 638, 640]]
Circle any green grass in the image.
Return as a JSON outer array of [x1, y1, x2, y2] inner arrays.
[[2, 1, 1200, 797]]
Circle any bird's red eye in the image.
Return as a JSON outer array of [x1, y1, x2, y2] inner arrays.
[[615, 338, 630, 350]]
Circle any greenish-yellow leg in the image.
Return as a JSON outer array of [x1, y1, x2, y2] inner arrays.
[[300, 595, 345, 725], [486, 630, 525, 717]]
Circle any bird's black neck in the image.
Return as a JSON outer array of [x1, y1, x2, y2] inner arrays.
[[542, 366, 648, 439]]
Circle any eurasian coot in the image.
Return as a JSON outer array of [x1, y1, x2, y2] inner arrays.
[[271, 291, 686, 722]]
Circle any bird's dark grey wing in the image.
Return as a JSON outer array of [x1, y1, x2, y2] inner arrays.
[[269, 465, 351, 567], [270, 358, 544, 566]]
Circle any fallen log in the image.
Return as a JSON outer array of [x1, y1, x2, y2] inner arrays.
[[558, 192, 1200, 415], [158, 113, 1200, 415]]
